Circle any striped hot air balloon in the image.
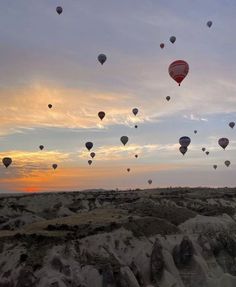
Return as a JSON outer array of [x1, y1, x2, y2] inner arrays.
[[169, 60, 189, 86]]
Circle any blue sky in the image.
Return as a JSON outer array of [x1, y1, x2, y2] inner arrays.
[[0, 0, 235, 192]]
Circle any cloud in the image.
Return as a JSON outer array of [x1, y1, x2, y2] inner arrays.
[[0, 84, 143, 135], [183, 114, 208, 121]]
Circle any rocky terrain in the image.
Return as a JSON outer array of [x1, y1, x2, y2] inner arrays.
[[1, 188, 236, 286]]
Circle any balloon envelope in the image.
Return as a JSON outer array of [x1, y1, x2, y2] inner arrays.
[[98, 54, 107, 65], [225, 160, 230, 167], [88, 160, 92, 165], [98, 111, 105, 120], [120, 136, 129, 146], [179, 146, 187, 155], [179, 136, 191, 148], [56, 6, 63, 15], [194, 130, 197, 134], [218, 138, 229, 150], [213, 165, 217, 170], [148, 179, 152, 185], [39, 145, 44, 150], [132, 108, 138, 116], [229, 122, 235, 129], [134, 125, 138, 129], [85, 142, 93, 151], [202, 148, 206, 152], [2, 157, 12, 168], [169, 60, 189, 86], [160, 43, 164, 49], [48, 104, 52, 109], [127, 168, 130, 172], [170, 36, 176, 43], [207, 21, 212, 27], [166, 96, 170, 101], [206, 151, 209, 155], [52, 164, 58, 170], [135, 154, 138, 158], [90, 152, 95, 158]]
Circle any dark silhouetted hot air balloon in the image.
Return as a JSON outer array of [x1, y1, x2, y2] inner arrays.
[[56, 6, 63, 15], [225, 160, 230, 167], [90, 152, 95, 158], [229, 122, 235, 129], [98, 111, 105, 120], [160, 43, 164, 49], [170, 36, 176, 43], [127, 168, 130, 172], [48, 104, 52, 109], [39, 145, 44, 150], [213, 165, 217, 170], [88, 160, 92, 165], [169, 60, 189, 86], [98, 54, 107, 65], [166, 96, 170, 101], [135, 154, 138, 158], [132, 108, 138, 116], [207, 21, 212, 28], [135, 125, 138, 129], [202, 147, 206, 152], [85, 142, 93, 151], [206, 151, 209, 155], [179, 146, 187, 155], [218, 138, 229, 150], [120, 136, 128, 146], [148, 179, 152, 185], [194, 130, 197, 134], [52, 164, 58, 170], [179, 136, 191, 148], [2, 157, 12, 168]]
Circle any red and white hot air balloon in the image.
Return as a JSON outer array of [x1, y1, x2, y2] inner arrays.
[[168, 60, 189, 86]]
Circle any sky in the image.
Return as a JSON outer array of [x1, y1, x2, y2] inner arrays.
[[0, 0, 236, 192]]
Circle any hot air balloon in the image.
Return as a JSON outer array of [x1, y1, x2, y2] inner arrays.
[[132, 108, 138, 116], [90, 152, 95, 158], [135, 125, 138, 129], [202, 148, 206, 152], [166, 96, 170, 101], [39, 145, 44, 150], [120, 136, 128, 146], [88, 160, 92, 165], [229, 122, 235, 129], [207, 21, 212, 28], [56, 6, 63, 15], [127, 168, 130, 172], [194, 130, 197, 134], [98, 54, 107, 65], [225, 160, 230, 167], [179, 136, 191, 148], [52, 164, 58, 170], [169, 60, 189, 86], [48, 104, 52, 109], [170, 36, 176, 44], [160, 43, 165, 49], [85, 142, 93, 151], [218, 138, 229, 150], [179, 146, 188, 155], [2, 157, 12, 168], [148, 179, 152, 185], [206, 151, 209, 155], [135, 154, 138, 158], [213, 165, 217, 170], [98, 111, 105, 120]]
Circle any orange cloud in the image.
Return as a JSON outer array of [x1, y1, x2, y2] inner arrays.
[[0, 84, 146, 136]]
